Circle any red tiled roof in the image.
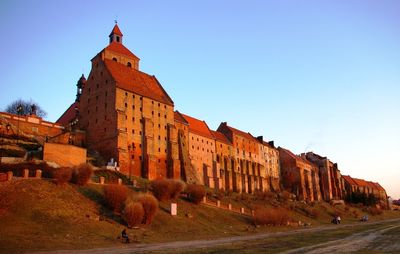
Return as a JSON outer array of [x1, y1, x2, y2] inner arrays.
[[56, 102, 78, 126], [225, 125, 258, 142], [180, 113, 214, 139], [279, 147, 313, 166], [105, 42, 139, 60], [104, 59, 173, 106], [174, 111, 188, 125], [342, 175, 358, 186], [211, 130, 231, 145], [109, 24, 123, 36], [344, 175, 386, 193]]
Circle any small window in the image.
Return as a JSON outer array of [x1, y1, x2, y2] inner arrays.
[[112, 57, 117, 62], [127, 62, 132, 67], [116, 36, 120, 42]]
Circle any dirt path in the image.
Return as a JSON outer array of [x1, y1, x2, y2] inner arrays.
[[31, 218, 400, 254], [282, 222, 400, 254]]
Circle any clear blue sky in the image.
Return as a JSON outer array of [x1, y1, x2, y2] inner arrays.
[[1, 0, 399, 198]]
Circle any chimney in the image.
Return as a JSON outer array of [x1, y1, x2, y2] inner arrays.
[[268, 141, 275, 147], [257, 136, 263, 142]]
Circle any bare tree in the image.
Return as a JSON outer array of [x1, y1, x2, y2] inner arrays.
[[4, 99, 47, 118]]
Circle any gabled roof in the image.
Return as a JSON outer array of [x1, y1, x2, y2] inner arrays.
[[343, 175, 386, 193], [104, 42, 139, 60], [104, 59, 173, 106], [180, 113, 214, 140], [342, 175, 358, 186], [174, 110, 188, 125], [56, 102, 78, 126], [279, 147, 313, 166], [222, 123, 258, 142], [212, 130, 231, 145], [109, 24, 123, 36]]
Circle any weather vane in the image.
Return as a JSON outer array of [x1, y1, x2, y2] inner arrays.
[[114, 15, 118, 24]]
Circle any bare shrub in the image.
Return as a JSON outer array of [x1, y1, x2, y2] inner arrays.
[[71, 163, 93, 186], [368, 207, 383, 216], [104, 184, 129, 213], [137, 194, 158, 224], [151, 179, 171, 201], [253, 207, 290, 226], [169, 180, 185, 200], [52, 167, 72, 185], [306, 208, 319, 218], [186, 184, 206, 204], [123, 202, 144, 227]]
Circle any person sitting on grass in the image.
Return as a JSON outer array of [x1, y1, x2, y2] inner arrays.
[[121, 228, 130, 243]]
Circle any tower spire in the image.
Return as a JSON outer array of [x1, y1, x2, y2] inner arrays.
[[109, 23, 123, 44]]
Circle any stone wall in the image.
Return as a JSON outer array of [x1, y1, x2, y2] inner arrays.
[[43, 143, 87, 167]]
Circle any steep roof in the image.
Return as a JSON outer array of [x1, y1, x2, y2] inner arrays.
[[104, 42, 139, 60], [279, 147, 312, 166], [342, 175, 358, 186], [180, 113, 214, 139], [56, 102, 78, 126], [174, 110, 188, 125], [211, 130, 231, 145], [343, 175, 386, 193], [104, 59, 173, 106], [228, 125, 258, 142], [109, 24, 123, 36]]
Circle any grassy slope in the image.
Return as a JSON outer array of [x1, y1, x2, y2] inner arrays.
[[0, 179, 399, 253]]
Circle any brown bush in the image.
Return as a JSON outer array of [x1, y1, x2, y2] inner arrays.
[[186, 184, 206, 204], [123, 202, 144, 227], [52, 167, 72, 185], [169, 180, 185, 200], [306, 208, 319, 218], [151, 179, 172, 201], [137, 194, 158, 224], [253, 207, 290, 226], [71, 163, 93, 186], [104, 184, 129, 213], [368, 207, 383, 216], [150, 179, 185, 201]]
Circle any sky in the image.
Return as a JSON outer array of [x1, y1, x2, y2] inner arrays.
[[0, 1, 399, 198]]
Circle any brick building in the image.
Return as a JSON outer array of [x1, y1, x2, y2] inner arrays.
[[52, 23, 389, 200], [71, 24, 179, 180], [278, 147, 322, 201], [304, 152, 345, 200], [342, 175, 388, 207]]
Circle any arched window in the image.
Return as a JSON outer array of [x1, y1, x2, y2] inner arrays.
[[112, 57, 117, 62], [127, 62, 132, 67]]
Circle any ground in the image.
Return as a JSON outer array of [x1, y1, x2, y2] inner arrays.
[[0, 178, 399, 254], [28, 218, 400, 254]]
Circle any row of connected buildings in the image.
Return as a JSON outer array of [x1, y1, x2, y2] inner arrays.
[[0, 24, 388, 207]]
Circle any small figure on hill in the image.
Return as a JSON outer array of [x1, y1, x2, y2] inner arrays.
[[337, 216, 341, 224], [121, 228, 130, 243]]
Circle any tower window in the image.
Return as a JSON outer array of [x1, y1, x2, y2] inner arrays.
[[127, 62, 132, 68], [112, 57, 117, 62], [116, 36, 120, 42]]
